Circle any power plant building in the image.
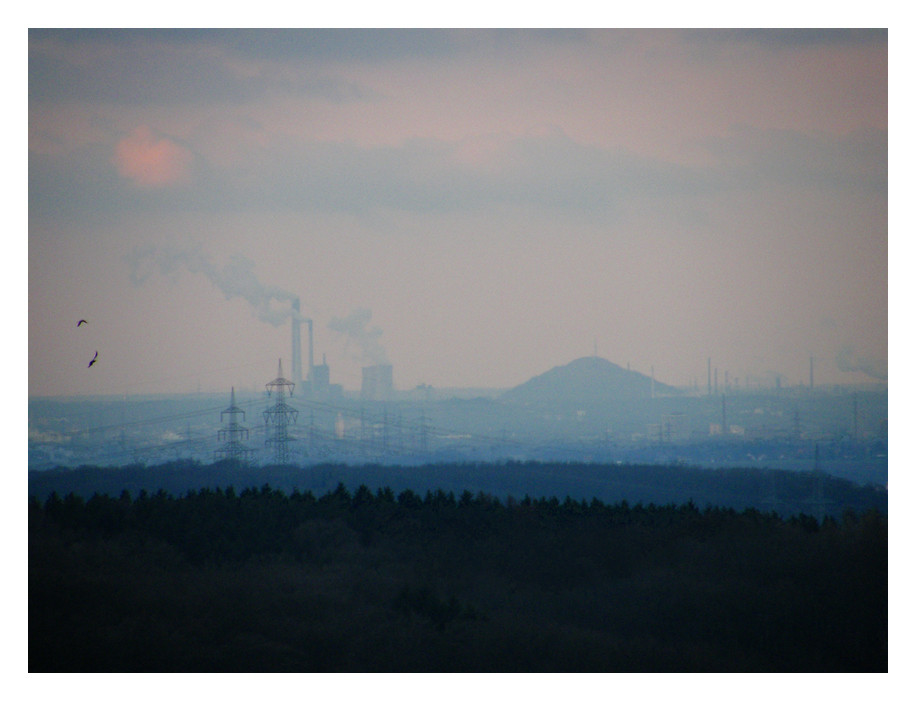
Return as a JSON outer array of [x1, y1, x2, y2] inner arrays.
[[312, 358, 330, 393], [308, 354, 343, 398]]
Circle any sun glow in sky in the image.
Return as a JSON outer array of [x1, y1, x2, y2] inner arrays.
[[28, 28, 887, 397]]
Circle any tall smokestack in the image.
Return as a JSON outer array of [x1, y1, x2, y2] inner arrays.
[[307, 318, 314, 384], [707, 358, 711, 396], [291, 299, 302, 389], [810, 356, 814, 390]]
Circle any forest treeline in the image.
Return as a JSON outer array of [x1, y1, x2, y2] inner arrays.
[[30, 482, 887, 672], [28, 458, 887, 518]]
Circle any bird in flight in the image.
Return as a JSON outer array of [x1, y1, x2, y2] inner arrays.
[[88, 351, 98, 368], [77, 319, 87, 326]]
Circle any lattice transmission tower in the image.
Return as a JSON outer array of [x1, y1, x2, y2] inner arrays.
[[264, 359, 298, 465], [214, 387, 254, 465]]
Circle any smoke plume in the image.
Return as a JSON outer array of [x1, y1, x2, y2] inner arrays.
[[328, 308, 388, 365], [126, 245, 300, 325], [835, 346, 887, 381]]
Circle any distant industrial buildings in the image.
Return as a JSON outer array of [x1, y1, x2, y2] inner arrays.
[[305, 354, 342, 400], [28, 298, 888, 473]]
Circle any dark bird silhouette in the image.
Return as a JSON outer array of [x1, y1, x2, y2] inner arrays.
[[77, 319, 87, 326], [88, 351, 98, 368]]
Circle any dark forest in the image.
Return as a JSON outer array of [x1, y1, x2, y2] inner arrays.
[[29, 466, 887, 672]]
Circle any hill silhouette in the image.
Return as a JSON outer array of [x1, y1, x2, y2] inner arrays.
[[501, 356, 680, 406]]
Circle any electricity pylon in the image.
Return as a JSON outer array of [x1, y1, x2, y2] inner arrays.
[[264, 359, 298, 465], [214, 387, 254, 465]]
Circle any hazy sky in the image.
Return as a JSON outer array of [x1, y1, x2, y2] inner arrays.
[[28, 28, 887, 397]]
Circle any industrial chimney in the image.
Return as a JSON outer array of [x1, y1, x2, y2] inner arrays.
[[307, 318, 314, 386], [291, 298, 302, 389]]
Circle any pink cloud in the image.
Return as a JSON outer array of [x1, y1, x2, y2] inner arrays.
[[113, 126, 193, 187]]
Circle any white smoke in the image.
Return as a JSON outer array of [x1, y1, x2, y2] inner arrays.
[[126, 245, 300, 326], [328, 307, 388, 365], [836, 346, 887, 381]]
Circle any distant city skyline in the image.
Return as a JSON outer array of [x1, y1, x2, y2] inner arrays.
[[29, 29, 887, 397]]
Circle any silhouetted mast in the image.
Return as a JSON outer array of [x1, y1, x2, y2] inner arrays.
[[264, 359, 298, 465], [215, 387, 253, 464]]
